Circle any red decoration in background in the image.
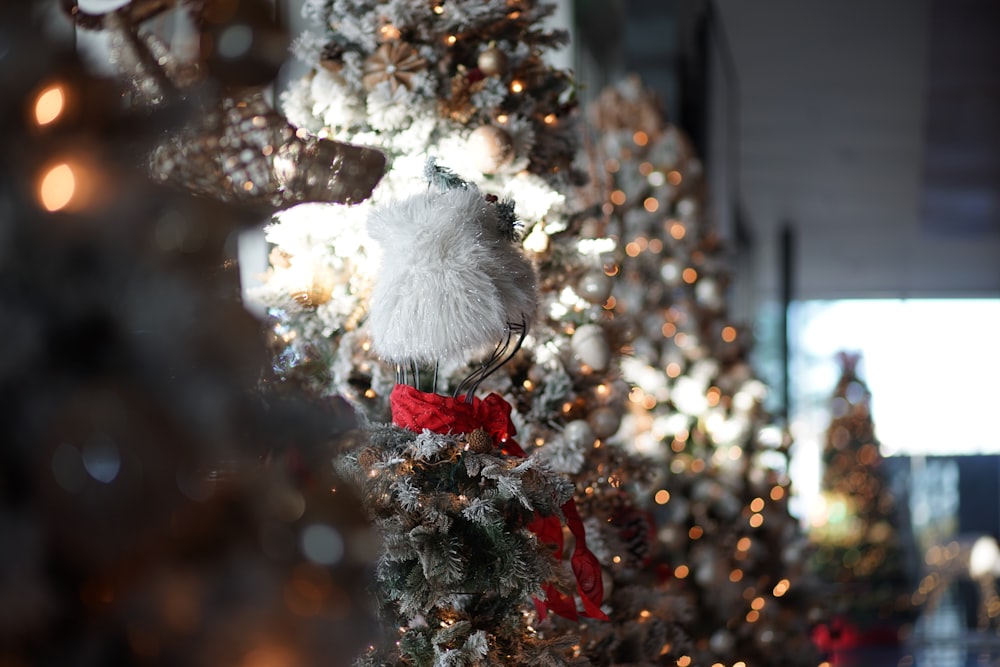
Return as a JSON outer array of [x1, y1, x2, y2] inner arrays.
[[390, 384, 608, 621], [811, 615, 902, 653]]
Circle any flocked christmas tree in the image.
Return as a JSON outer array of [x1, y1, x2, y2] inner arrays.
[[580, 76, 825, 666], [241, 1, 730, 665], [0, 2, 384, 664], [253, 0, 586, 417], [809, 351, 915, 643]]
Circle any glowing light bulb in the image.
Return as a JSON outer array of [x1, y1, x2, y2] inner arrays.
[[38, 162, 76, 211], [34, 84, 65, 126]]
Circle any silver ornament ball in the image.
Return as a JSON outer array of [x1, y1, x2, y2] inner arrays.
[[577, 269, 614, 305]]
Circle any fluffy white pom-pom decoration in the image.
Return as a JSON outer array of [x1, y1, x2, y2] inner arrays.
[[367, 186, 536, 365]]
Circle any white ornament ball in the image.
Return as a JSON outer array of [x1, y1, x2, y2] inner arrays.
[[467, 125, 515, 174], [695, 558, 717, 586], [571, 323, 611, 372], [588, 406, 621, 440], [577, 269, 613, 305], [709, 630, 734, 654], [563, 420, 596, 448]]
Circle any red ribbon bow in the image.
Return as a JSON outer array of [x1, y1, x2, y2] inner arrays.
[[390, 384, 608, 621]]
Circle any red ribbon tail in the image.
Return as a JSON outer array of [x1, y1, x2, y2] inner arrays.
[[540, 582, 579, 621], [562, 499, 607, 620]]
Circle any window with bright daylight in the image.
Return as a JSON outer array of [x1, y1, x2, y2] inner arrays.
[[787, 298, 1000, 525]]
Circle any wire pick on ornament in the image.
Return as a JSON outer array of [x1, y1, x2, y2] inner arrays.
[[453, 316, 527, 403]]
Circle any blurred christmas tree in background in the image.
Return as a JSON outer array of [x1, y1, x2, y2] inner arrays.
[[579, 76, 825, 666], [809, 351, 916, 647], [0, 1, 384, 664]]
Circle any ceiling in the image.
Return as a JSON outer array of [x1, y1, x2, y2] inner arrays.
[[588, 0, 1000, 304], [708, 0, 1000, 302]]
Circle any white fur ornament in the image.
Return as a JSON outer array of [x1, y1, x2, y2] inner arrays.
[[366, 186, 537, 365]]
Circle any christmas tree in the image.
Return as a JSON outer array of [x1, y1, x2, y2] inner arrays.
[[809, 351, 915, 646], [253, 0, 585, 415], [249, 2, 648, 664], [580, 76, 825, 666], [0, 2, 383, 664], [246, 1, 716, 664]]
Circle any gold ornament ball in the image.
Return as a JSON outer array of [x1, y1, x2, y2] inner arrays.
[[477, 47, 508, 77], [468, 125, 515, 174], [290, 265, 337, 307]]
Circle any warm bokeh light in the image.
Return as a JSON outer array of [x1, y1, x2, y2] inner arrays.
[[674, 564, 689, 578], [34, 83, 66, 126], [610, 189, 627, 206], [668, 222, 686, 239], [240, 645, 298, 667], [632, 130, 648, 146], [379, 24, 401, 40], [654, 489, 670, 504], [509, 79, 523, 93], [721, 325, 737, 342], [643, 197, 659, 212], [38, 162, 76, 211]]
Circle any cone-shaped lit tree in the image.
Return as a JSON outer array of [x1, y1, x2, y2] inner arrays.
[[579, 75, 826, 666], [809, 351, 915, 648]]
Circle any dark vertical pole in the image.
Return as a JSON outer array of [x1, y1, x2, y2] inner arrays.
[[780, 224, 794, 422]]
